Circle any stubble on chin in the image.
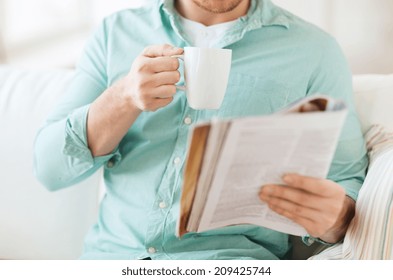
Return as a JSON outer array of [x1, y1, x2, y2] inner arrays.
[[191, 0, 245, 14]]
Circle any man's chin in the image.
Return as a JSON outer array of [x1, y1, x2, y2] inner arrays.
[[191, 0, 245, 14]]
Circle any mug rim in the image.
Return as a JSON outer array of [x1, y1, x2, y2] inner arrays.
[[183, 46, 232, 52]]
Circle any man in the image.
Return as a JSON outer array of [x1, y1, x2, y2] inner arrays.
[[34, 0, 368, 259]]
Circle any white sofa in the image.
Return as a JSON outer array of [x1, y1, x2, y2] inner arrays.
[[0, 65, 392, 260], [0, 67, 101, 260]]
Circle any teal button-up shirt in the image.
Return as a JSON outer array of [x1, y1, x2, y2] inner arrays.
[[34, 0, 368, 260]]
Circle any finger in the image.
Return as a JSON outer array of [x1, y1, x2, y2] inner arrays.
[[266, 196, 321, 222], [274, 209, 323, 238], [282, 174, 334, 196], [143, 56, 180, 73], [143, 44, 183, 58], [259, 185, 323, 210], [151, 71, 181, 87], [267, 201, 319, 234], [151, 85, 177, 99]]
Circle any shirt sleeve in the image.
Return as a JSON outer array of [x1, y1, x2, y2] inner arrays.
[[34, 19, 120, 191], [306, 37, 368, 201]]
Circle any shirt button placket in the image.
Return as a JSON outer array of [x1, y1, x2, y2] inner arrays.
[[159, 201, 167, 209], [173, 157, 181, 165], [148, 247, 156, 254], [184, 116, 192, 125]]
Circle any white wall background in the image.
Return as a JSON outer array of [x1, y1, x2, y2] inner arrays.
[[0, 0, 392, 74], [273, 0, 393, 74], [0, 0, 144, 67]]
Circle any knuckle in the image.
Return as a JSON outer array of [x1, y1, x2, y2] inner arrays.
[[338, 187, 346, 198], [294, 176, 304, 186], [138, 78, 151, 89], [293, 205, 303, 215], [268, 197, 279, 207], [272, 186, 282, 197], [141, 47, 150, 56], [139, 60, 151, 72], [138, 63, 148, 72], [138, 92, 150, 104], [131, 57, 141, 69], [133, 57, 147, 71], [328, 217, 337, 228], [321, 188, 333, 198], [284, 209, 294, 220], [332, 203, 343, 215], [142, 46, 151, 55], [161, 44, 173, 55]]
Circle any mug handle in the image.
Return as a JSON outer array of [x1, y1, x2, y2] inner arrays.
[[171, 55, 186, 91]]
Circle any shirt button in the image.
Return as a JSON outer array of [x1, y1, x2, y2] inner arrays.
[[159, 201, 167, 209], [107, 160, 114, 168], [148, 247, 156, 254], [173, 157, 181, 165], [184, 117, 192, 125]]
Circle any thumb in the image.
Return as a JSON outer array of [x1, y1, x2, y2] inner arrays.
[[143, 44, 183, 58]]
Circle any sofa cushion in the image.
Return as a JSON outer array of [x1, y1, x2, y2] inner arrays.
[[353, 74, 393, 133], [0, 66, 100, 259]]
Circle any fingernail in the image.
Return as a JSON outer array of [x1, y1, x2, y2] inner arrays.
[[283, 174, 293, 184], [259, 190, 268, 201], [262, 185, 274, 195]]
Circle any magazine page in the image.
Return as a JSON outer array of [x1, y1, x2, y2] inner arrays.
[[197, 109, 347, 236], [277, 94, 346, 114], [177, 124, 211, 237], [187, 121, 230, 232]]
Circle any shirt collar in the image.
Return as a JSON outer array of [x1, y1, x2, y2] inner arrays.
[[159, 0, 289, 29]]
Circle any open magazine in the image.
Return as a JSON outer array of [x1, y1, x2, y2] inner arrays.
[[177, 94, 348, 237]]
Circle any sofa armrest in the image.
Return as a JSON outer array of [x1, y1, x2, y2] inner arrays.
[[341, 147, 393, 259], [310, 125, 393, 260]]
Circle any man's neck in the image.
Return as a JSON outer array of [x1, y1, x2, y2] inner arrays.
[[175, 0, 251, 26]]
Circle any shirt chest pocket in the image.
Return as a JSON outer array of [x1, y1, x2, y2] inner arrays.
[[212, 73, 292, 119]]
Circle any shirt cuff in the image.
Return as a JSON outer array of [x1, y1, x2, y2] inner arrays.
[[302, 235, 338, 247], [336, 178, 363, 201], [63, 104, 121, 175]]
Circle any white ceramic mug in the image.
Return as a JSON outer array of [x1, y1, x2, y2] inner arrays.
[[173, 47, 232, 110]]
